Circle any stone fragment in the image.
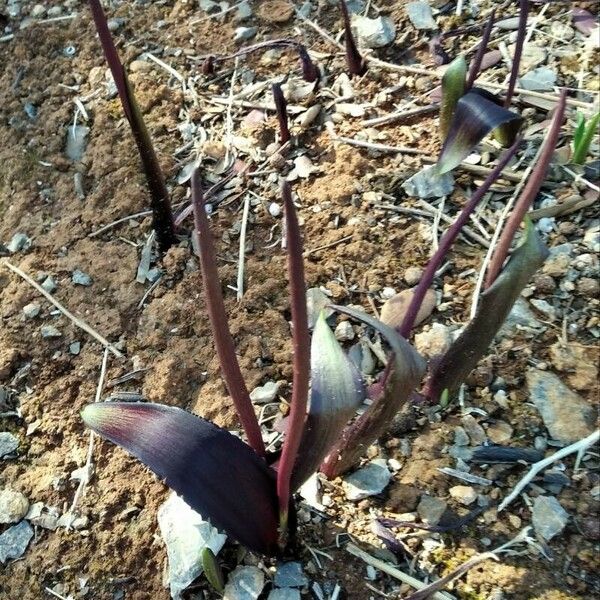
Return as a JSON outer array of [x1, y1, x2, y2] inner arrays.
[[0, 489, 29, 524], [234, 27, 257, 42], [250, 381, 281, 404], [41, 325, 62, 339], [414, 323, 451, 358], [407, 1, 437, 30], [402, 165, 454, 198], [0, 521, 34, 563], [334, 321, 355, 342], [41, 276, 57, 293], [417, 495, 447, 525], [224, 565, 265, 600], [404, 267, 423, 286], [461, 414, 487, 445], [380, 288, 436, 330], [274, 562, 308, 588], [487, 420, 513, 444], [520, 67, 557, 91], [532, 496, 569, 541], [549, 342, 597, 390], [7, 233, 31, 254], [353, 15, 396, 48], [72, 269, 92, 286], [0, 432, 19, 458], [343, 460, 391, 501], [268, 590, 301, 600], [449, 485, 477, 506], [65, 125, 90, 161], [22, 303, 41, 319]]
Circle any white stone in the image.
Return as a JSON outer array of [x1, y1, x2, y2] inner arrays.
[[0, 489, 29, 524]]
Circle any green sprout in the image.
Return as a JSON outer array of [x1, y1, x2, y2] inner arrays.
[[572, 111, 600, 165]]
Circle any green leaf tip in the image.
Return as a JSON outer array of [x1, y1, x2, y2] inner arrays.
[[201, 547, 225, 594]]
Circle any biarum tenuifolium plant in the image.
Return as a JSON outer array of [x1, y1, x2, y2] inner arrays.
[[572, 110, 600, 165]]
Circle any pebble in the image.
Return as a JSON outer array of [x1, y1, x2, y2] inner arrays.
[[30, 4, 46, 17], [500, 298, 544, 335], [0, 489, 29, 524], [65, 125, 90, 161], [47, 6, 63, 17], [334, 321, 355, 342], [417, 495, 447, 525], [520, 67, 557, 91], [268, 590, 301, 600], [268, 202, 281, 218], [380, 288, 436, 330], [107, 17, 125, 31], [402, 165, 454, 198], [583, 225, 600, 253], [25, 503, 59, 530], [577, 277, 599, 297], [414, 323, 452, 358], [404, 266, 423, 286], [353, 15, 396, 48], [0, 520, 34, 564], [235, 0, 253, 21], [487, 420, 513, 444], [532, 496, 569, 541], [72, 269, 92, 286], [454, 426, 470, 447], [130, 59, 152, 73], [157, 492, 226, 600], [234, 26, 257, 42], [69, 342, 81, 355], [530, 298, 558, 321], [449, 485, 477, 506], [0, 432, 19, 458], [7, 232, 32, 254], [41, 325, 62, 339], [526, 368, 595, 443], [274, 562, 308, 588], [41, 276, 57, 293], [461, 414, 487, 445], [22, 302, 41, 319], [224, 565, 265, 600], [343, 459, 391, 501], [249, 381, 280, 404], [406, 1, 437, 30], [496, 16, 522, 30]]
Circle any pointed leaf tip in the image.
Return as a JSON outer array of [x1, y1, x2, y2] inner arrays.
[[82, 402, 279, 555]]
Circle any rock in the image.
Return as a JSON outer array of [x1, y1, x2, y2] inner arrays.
[[577, 277, 600, 297], [268, 202, 281, 217], [47, 6, 63, 17], [235, 1, 253, 21], [22, 302, 41, 319], [402, 165, 454, 198], [449, 485, 477, 506], [487, 420, 513, 444], [496, 16, 522, 30], [353, 15, 396, 48], [0, 520, 34, 563], [542, 243, 573, 277], [107, 17, 125, 31], [380, 288, 436, 330], [406, 1, 437, 30], [520, 67, 557, 91], [500, 298, 544, 335], [250, 381, 281, 404], [274, 562, 308, 588], [461, 414, 487, 445], [343, 459, 391, 501], [414, 323, 451, 358], [224, 565, 265, 600], [31, 4, 46, 17], [508, 43, 546, 70], [199, 0, 220, 12], [72, 269, 92, 286], [306, 287, 333, 329], [69, 341, 81, 355], [41, 325, 62, 339], [404, 267, 423, 286], [526, 368, 595, 443], [130, 59, 151, 72], [157, 492, 226, 600], [25, 503, 59, 530], [549, 342, 597, 390], [334, 321, 355, 342], [7, 233, 32, 254], [417, 495, 447, 525], [386, 483, 420, 512], [268, 590, 301, 600], [257, 0, 294, 23], [0, 489, 29, 524], [529, 298, 558, 321], [532, 496, 569, 541], [41, 276, 57, 293], [454, 426, 470, 447], [0, 432, 19, 458], [583, 225, 599, 253], [234, 26, 257, 42], [65, 125, 90, 161]]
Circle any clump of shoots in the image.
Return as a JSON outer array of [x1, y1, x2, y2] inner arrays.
[[339, 0, 366, 77], [572, 110, 600, 164]]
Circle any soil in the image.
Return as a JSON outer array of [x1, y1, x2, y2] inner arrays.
[[0, 1, 598, 600]]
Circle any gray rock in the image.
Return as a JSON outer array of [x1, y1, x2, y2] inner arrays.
[[354, 15, 396, 48], [461, 414, 487, 445], [274, 562, 308, 588], [7, 232, 32, 254], [306, 287, 333, 329], [417, 495, 447, 525], [334, 321, 355, 342], [402, 165, 454, 199], [41, 276, 57, 293], [520, 67, 557, 91], [527, 368, 595, 443], [22, 302, 41, 319], [157, 492, 226, 600], [224, 565, 265, 600], [0, 432, 19, 458], [146, 267, 162, 283], [454, 426, 470, 447], [509, 43, 547, 71], [235, 0, 253, 21], [234, 27, 257, 42], [583, 225, 600, 253], [47, 6, 63, 17], [343, 459, 391, 501], [0, 520, 34, 563], [250, 381, 280, 404], [41, 325, 62, 339], [199, 0, 220, 12], [0, 489, 29, 524], [25, 502, 59, 530], [69, 341, 81, 355], [496, 16, 521, 30], [542, 243, 573, 277], [500, 298, 544, 335], [72, 269, 92, 286], [268, 589, 301, 600], [407, 1, 436, 30], [66, 125, 90, 161], [532, 496, 569, 541], [414, 323, 452, 359], [530, 298, 558, 321], [23, 102, 38, 120]]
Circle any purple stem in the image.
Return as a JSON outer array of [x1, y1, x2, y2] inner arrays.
[[339, 0, 366, 77], [465, 10, 496, 90], [276, 181, 310, 529], [504, 0, 529, 107], [272, 83, 291, 145], [485, 89, 567, 287], [191, 169, 265, 457], [399, 137, 522, 338]]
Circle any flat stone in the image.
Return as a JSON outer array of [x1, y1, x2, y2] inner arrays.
[[234, 27, 257, 42], [31, 4, 46, 17], [334, 321, 355, 342], [7, 232, 32, 254], [69, 342, 82, 356], [25, 503, 59, 530], [500, 298, 544, 335], [414, 323, 452, 358], [274, 562, 308, 588], [406, 1, 437, 30], [41, 325, 62, 339], [532, 496, 569, 541], [520, 67, 557, 91], [380, 288, 436, 330], [0, 432, 19, 458], [526, 368, 595, 443], [224, 565, 265, 600], [343, 459, 391, 501], [22, 302, 41, 319], [402, 165, 454, 198], [72, 269, 92, 286], [449, 485, 477, 506], [235, 0, 253, 21], [0, 520, 34, 563], [0, 489, 29, 524], [250, 381, 280, 404], [353, 15, 396, 48], [41, 276, 57, 293], [65, 125, 90, 161], [583, 225, 599, 253], [268, 590, 301, 600], [417, 495, 447, 525], [461, 414, 487, 445], [487, 420, 513, 444], [158, 492, 226, 600]]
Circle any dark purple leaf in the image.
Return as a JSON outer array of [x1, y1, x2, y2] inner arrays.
[[291, 313, 365, 490], [471, 445, 544, 464], [82, 402, 279, 555], [425, 219, 548, 400], [572, 7, 598, 35], [320, 307, 425, 478], [437, 88, 523, 173], [272, 83, 291, 145]]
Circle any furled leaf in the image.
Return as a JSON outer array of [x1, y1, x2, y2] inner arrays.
[[82, 402, 279, 555], [201, 548, 225, 594], [572, 111, 600, 165], [425, 219, 548, 400], [573, 113, 586, 154], [291, 313, 365, 490], [320, 307, 426, 478], [437, 88, 523, 174], [440, 57, 466, 140]]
